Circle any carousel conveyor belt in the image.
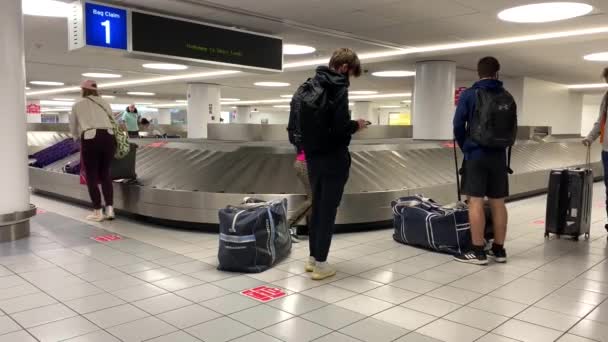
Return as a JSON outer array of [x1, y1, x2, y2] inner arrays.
[[27, 132, 604, 230]]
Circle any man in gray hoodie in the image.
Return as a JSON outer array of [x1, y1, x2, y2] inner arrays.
[[583, 67, 608, 227]]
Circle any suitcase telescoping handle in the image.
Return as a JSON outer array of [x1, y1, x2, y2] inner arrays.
[[586, 145, 591, 169], [453, 138, 462, 203]]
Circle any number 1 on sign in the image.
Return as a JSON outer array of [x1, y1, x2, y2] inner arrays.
[[101, 20, 111, 44]]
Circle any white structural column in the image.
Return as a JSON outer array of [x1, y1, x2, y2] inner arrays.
[[234, 106, 251, 124], [58, 112, 70, 123], [158, 108, 172, 125], [353, 101, 377, 124], [187, 84, 221, 138], [412, 60, 456, 140], [26, 100, 41, 123], [0, 0, 34, 241]]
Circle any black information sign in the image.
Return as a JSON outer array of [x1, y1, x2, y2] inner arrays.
[[130, 11, 283, 71]]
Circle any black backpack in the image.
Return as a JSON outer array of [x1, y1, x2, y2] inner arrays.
[[470, 88, 517, 148], [287, 78, 330, 153]]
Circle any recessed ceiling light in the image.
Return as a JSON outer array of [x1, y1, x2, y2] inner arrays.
[[127, 92, 155, 96], [23, 0, 70, 18], [142, 63, 188, 70], [283, 44, 316, 55], [372, 70, 416, 77], [40, 100, 74, 106], [568, 83, 608, 89], [30, 81, 65, 86], [584, 52, 608, 62], [498, 2, 593, 23], [135, 102, 153, 105], [402, 100, 412, 103], [176, 100, 187, 103], [350, 90, 378, 95], [254, 82, 290, 87], [273, 105, 290, 108], [82, 72, 122, 78], [101, 95, 115, 99], [221, 98, 240, 101], [380, 105, 402, 108], [280, 95, 293, 98], [350, 93, 411, 100], [25, 87, 31, 90], [53, 98, 74, 101]]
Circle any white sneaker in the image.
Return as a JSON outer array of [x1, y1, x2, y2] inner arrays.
[[86, 210, 104, 222], [305, 256, 316, 272], [311, 262, 336, 281], [105, 206, 115, 220]]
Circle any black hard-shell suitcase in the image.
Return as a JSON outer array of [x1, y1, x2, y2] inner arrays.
[[545, 168, 593, 240], [110, 143, 137, 180]]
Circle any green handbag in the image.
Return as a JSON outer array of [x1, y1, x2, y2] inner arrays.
[[87, 97, 130, 159]]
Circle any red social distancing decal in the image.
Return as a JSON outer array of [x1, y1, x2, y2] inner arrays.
[[92, 234, 123, 243], [241, 286, 286, 302], [36, 208, 46, 214], [533, 219, 545, 225]]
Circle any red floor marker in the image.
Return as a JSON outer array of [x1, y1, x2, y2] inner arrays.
[[241, 286, 286, 303], [441, 142, 455, 148], [147, 142, 168, 148], [36, 208, 46, 214], [91, 234, 123, 243], [533, 219, 545, 225]]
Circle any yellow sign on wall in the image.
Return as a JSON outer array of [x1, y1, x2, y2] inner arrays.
[[389, 113, 411, 126]]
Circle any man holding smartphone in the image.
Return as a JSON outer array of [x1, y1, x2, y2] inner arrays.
[[295, 48, 367, 280]]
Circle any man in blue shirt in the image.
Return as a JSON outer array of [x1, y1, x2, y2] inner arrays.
[[453, 57, 510, 265]]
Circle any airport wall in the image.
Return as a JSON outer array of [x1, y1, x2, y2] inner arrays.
[[521, 77, 583, 135]]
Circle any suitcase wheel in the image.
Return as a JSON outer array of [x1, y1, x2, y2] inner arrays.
[[585, 233, 590, 240], [573, 235, 579, 241], [544, 232, 550, 239]]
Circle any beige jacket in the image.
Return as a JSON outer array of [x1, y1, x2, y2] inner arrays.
[[70, 96, 114, 140], [586, 91, 608, 151]]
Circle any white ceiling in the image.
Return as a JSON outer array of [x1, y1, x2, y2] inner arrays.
[[24, 0, 608, 109]]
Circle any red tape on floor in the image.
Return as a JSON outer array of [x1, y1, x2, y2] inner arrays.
[[241, 286, 286, 302]]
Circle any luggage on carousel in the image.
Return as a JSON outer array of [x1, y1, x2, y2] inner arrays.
[[545, 167, 593, 240], [63, 159, 81, 175], [392, 195, 472, 254], [218, 198, 292, 273], [30, 139, 80, 168], [110, 143, 137, 180]]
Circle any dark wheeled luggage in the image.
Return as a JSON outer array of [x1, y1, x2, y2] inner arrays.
[[110, 143, 137, 180], [218, 198, 292, 273], [545, 168, 593, 240], [30, 139, 79, 168]]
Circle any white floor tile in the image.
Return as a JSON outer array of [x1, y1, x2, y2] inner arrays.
[[83, 304, 149, 328], [493, 319, 563, 342], [107, 316, 178, 341], [10, 303, 77, 328], [28, 316, 100, 342], [416, 318, 485, 342]]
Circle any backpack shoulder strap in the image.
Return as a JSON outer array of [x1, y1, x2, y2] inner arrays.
[[86, 97, 115, 124]]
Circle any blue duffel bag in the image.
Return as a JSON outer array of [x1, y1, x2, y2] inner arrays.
[[218, 198, 292, 273], [392, 195, 472, 255]]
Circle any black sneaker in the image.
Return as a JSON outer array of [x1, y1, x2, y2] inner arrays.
[[488, 248, 507, 263], [454, 250, 488, 265]]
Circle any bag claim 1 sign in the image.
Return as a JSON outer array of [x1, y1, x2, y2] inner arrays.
[[68, 0, 283, 72]]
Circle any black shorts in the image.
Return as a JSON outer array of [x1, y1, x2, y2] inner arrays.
[[461, 155, 509, 199]]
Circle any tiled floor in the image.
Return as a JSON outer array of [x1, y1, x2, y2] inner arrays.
[[2, 187, 608, 341]]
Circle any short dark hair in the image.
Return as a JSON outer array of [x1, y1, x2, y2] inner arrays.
[[603, 67, 608, 78], [478, 56, 501, 79], [140, 118, 150, 125], [329, 48, 362, 77], [81, 88, 98, 97]]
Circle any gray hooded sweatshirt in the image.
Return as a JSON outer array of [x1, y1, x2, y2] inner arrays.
[[586, 91, 608, 151]]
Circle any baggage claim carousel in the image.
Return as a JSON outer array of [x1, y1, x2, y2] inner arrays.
[[27, 131, 603, 230]]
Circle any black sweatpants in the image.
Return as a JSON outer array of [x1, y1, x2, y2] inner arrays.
[[307, 150, 350, 262], [81, 130, 116, 209]]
